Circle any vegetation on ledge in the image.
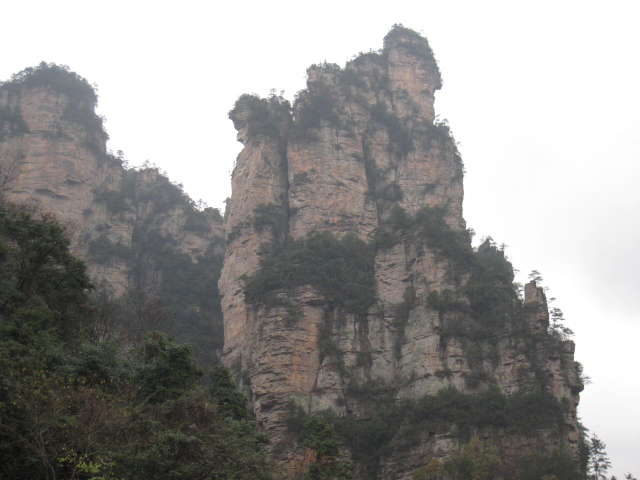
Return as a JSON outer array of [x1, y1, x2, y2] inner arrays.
[[286, 385, 572, 480], [243, 231, 376, 315]]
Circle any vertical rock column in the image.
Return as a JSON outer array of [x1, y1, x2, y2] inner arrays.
[[219, 96, 290, 373]]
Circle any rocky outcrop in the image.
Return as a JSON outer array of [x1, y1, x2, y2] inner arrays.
[[0, 63, 225, 360], [220, 26, 584, 478]]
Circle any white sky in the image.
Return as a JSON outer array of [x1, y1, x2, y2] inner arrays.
[[2, 0, 639, 476]]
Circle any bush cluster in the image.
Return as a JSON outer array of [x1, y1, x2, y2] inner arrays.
[[243, 231, 376, 315], [286, 383, 568, 479]]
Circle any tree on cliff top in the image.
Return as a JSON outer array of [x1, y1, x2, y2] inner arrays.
[[1, 62, 98, 106]]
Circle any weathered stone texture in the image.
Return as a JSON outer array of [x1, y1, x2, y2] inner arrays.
[[0, 78, 223, 296], [220, 26, 583, 479]]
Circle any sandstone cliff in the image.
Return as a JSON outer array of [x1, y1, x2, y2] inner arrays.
[[220, 26, 584, 479], [0, 63, 225, 360]]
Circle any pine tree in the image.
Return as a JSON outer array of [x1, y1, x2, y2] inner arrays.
[[588, 434, 611, 480]]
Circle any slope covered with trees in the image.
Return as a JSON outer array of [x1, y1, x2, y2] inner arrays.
[[0, 203, 273, 479]]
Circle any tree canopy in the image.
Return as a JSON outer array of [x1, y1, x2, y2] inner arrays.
[[0, 202, 273, 480]]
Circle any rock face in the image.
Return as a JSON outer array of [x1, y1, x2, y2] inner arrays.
[[0, 63, 225, 360], [220, 26, 584, 478]]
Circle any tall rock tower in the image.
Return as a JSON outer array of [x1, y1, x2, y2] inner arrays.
[[220, 26, 584, 479]]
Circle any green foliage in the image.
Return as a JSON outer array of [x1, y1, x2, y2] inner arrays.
[[303, 417, 354, 480], [0, 204, 273, 479], [549, 306, 575, 342], [433, 119, 464, 177], [340, 67, 367, 89], [383, 24, 439, 66], [392, 286, 417, 356], [369, 101, 413, 157], [2, 62, 106, 145], [427, 289, 467, 315], [462, 369, 494, 389], [285, 381, 567, 479], [3, 62, 97, 106], [0, 204, 93, 339], [115, 391, 273, 480], [574, 361, 591, 386], [588, 434, 611, 480], [138, 169, 192, 214], [93, 188, 131, 213], [253, 202, 288, 253], [134, 332, 203, 404], [348, 51, 387, 69], [88, 234, 133, 264], [428, 241, 520, 359], [293, 82, 340, 135], [514, 450, 583, 480], [229, 92, 292, 138], [283, 409, 353, 480], [406, 387, 542, 438], [462, 247, 517, 336], [413, 438, 582, 480], [0, 105, 29, 139], [414, 207, 475, 273], [371, 227, 397, 250], [131, 228, 225, 363], [208, 365, 252, 421], [380, 206, 474, 276], [389, 205, 412, 230], [243, 231, 376, 315], [87, 167, 225, 364]]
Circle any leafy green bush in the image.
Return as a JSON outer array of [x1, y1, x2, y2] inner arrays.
[[369, 102, 413, 157], [340, 68, 367, 89], [292, 82, 340, 134], [299, 416, 354, 479], [243, 231, 376, 315], [134, 332, 203, 404], [403, 386, 566, 442], [88, 235, 133, 264], [285, 379, 568, 478], [414, 207, 475, 271], [379, 206, 474, 275], [229, 93, 292, 138], [93, 188, 131, 213], [253, 202, 287, 253], [283, 408, 354, 479], [371, 227, 396, 250], [0, 204, 92, 337]]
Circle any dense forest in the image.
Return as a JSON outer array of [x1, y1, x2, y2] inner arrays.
[[0, 203, 272, 479]]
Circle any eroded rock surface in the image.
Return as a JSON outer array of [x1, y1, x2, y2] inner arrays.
[[1, 64, 225, 359], [220, 26, 583, 479]]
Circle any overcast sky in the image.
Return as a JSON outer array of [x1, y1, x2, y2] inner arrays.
[[2, 0, 639, 476]]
